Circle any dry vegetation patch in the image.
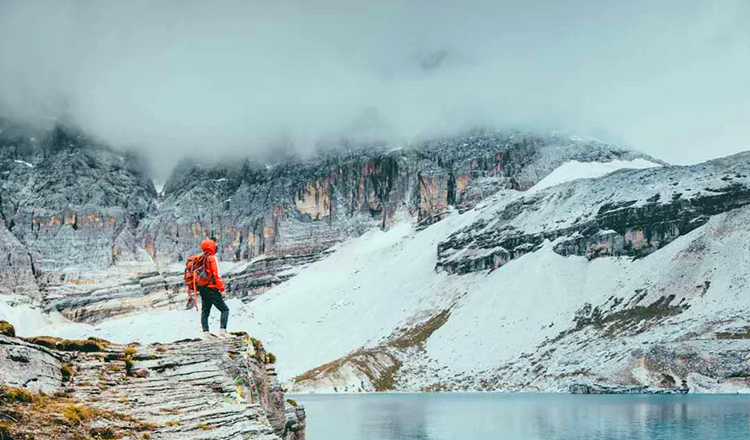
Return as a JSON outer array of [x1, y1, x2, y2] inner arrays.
[[294, 310, 452, 391], [388, 310, 451, 350], [715, 326, 750, 339], [22, 336, 111, 352], [0, 386, 155, 440]]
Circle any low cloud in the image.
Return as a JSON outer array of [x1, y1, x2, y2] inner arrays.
[[1, 0, 748, 177]]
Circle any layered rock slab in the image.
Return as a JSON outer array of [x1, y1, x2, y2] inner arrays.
[[0, 329, 305, 439], [0, 333, 69, 394], [69, 336, 304, 439]]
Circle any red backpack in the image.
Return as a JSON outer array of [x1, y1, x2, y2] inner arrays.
[[184, 253, 213, 310]]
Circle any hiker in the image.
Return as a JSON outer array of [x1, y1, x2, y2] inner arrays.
[[197, 238, 230, 339]]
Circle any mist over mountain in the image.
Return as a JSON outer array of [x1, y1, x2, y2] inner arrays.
[[1, 0, 749, 180]]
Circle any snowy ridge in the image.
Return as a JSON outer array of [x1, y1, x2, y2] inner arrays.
[[438, 152, 750, 274], [527, 158, 659, 193]]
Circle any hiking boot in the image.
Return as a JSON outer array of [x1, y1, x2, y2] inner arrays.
[[201, 331, 216, 340], [219, 329, 231, 339]]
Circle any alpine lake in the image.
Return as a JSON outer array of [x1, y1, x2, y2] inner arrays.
[[291, 392, 750, 440]]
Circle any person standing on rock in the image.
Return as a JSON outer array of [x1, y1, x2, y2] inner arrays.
[[198, 238, 230, 339]]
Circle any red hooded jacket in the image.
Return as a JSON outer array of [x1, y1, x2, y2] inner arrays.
[[201, 239, 225, 292]]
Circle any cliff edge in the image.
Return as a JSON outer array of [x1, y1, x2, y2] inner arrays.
[[0, 323, 305, 440]]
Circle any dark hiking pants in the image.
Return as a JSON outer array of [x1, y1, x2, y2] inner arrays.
[[198, 287, 229, 332]]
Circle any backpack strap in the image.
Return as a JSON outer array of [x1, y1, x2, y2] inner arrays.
[[192, 268, 198, 293], [191, 261, 199, 311], [184, 255, 200, 312], [207, 254, 217, 286]]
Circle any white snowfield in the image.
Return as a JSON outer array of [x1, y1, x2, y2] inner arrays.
[[527, 158, 658, 193], [16, 157, 750, 394]]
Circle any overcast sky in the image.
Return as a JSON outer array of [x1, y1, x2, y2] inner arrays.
[[0, 0, 748, 177]]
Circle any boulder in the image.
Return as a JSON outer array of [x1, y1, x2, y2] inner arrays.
[[0, 334, 67, 394]]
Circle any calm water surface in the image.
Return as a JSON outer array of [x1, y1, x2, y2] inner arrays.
[[291, 393, 750, 440]]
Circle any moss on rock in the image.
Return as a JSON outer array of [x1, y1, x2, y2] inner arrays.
[[0, 320, 15, 338], [0, 385, 155, 439], [22, 336, 111, 352]]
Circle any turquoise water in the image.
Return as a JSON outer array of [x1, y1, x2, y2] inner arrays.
[[291, 393, 750, 440]]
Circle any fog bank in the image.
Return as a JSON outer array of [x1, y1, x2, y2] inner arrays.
[[1, 0, 748, 177]]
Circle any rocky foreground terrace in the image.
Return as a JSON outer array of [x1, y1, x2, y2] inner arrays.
[[0, 321, 305, 440]]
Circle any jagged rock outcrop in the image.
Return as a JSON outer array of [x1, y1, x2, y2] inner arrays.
[[147, 132, 656, 267], [437, 152, 750, 274], [0, 329, 305, 439]]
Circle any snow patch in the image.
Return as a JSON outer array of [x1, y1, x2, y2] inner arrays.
[[13, 159, 34, 168], [0, 296, 87, 337], [529, 159, 660, 193]]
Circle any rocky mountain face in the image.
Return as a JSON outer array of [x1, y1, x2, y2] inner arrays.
[[436, 152, 750, 274], [145, 132, 652, 265], [0, 325, 305, 440], [0, 119, 655, 323], [0, 120, 156, 300]]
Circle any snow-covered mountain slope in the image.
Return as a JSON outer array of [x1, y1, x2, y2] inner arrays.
[[3, 205, 492, 374], [269, 154, 750, 394], [2, 119, 661, 324], [416, 204, 750, 394]]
